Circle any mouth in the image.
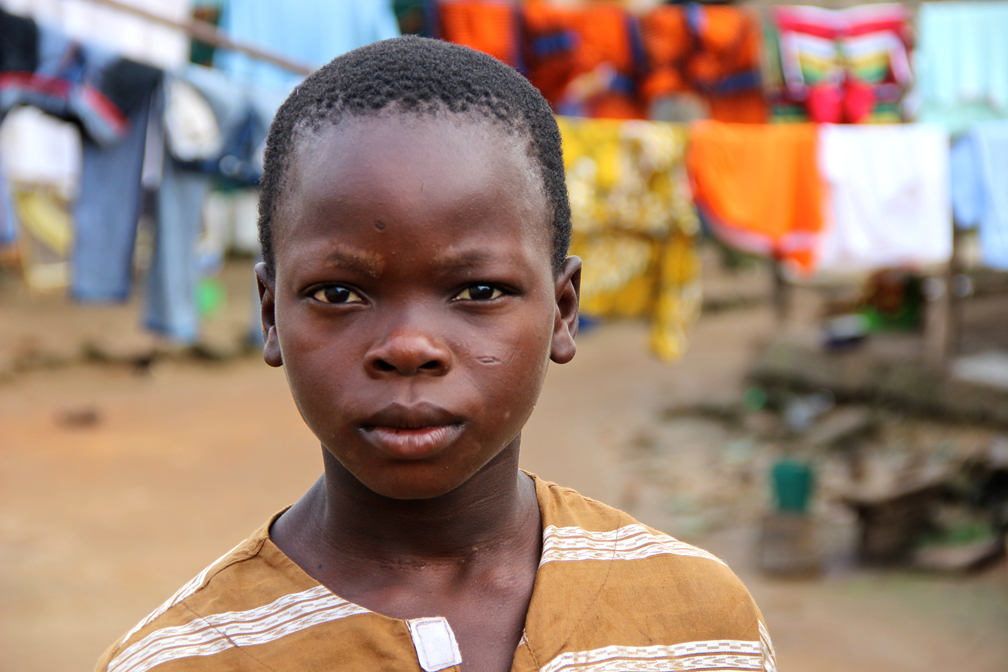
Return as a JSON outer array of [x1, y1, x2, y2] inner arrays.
[[359, 403, 464, 460]]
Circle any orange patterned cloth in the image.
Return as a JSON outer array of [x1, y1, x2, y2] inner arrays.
[[640, 5, 766, 123], [521, 1, 645, 119], [437, 1, 520, 68], [688, 122, 823, 273]]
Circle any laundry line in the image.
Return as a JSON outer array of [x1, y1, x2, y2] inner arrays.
[[68, 0, 313, 75]]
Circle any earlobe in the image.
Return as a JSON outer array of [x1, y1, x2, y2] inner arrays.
[[550, 256, 581, 364], [254, 263, 283, 368]]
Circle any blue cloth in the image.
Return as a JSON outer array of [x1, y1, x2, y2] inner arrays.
[[144, 156, 208, 343], [951, 122, 1008, 270], [71, 96, 151, 301], [215, 0, 399, 91], [916, 2, 1008, 133], [0, 161, 16, 244]]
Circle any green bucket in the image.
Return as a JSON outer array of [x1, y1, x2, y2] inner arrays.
[[771, 459, 815, 514]]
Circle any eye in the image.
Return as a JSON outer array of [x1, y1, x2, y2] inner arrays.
[[312, 285, 364, 304], [454, 284, 504, 301]]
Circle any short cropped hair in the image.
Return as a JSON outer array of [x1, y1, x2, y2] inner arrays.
[[258, 36, 571, 276]]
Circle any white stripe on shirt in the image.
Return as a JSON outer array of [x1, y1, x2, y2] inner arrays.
[[117, 541, 245, 650], [540, 524, 727, 567], [109, 586, 370, 672], [542, 640, 763, 672]]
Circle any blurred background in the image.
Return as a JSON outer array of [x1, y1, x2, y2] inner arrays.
[[1, 0, 1007, 670]]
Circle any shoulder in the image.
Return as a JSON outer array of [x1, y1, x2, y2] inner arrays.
[[534, 477, 753, 612], [527, 475, 776, 671], [94, 512, 323, 672]]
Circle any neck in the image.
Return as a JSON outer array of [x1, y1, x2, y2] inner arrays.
[[298, 437, 538, 565]]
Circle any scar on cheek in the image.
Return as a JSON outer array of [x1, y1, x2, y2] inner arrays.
[[476, 355, 502, 365], [374, 220, 386, 231]]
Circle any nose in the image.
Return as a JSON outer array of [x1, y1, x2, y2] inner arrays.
[[363, 329, 453, 378]]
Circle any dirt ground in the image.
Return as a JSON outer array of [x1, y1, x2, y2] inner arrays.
[[1, 258, 1007, 671]]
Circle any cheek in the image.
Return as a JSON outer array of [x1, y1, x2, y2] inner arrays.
[[274, 301, 358, 420], [457, 303, 554, 407]]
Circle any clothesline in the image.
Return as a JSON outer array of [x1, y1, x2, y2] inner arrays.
[[3, 1, 1006, 368], [75, 0, 313, 75]]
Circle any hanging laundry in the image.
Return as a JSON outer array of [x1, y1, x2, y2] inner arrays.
[[557, 116, 700, 361], [639, 5, 766, 123], [435, 1, 521, 70], [915, 2, 1008, 133], [145, 65, 285, 343], [0, 105, 81, 198], [0, 10, 164, 301], [766, 4, 911, 123], [215, 0, 400, 91], [71, 96, 154, 301], [688, 122, 822, 274], [522, 3, 645, 119], [9, 0, 191, 70], [951, 122, 1008, 271], [0, 162, 15, 245], [817, 124, 952, 272], [0, 8, 38, 74], [145, 157, 208, 343], [0, 15, 161, 148], [167, 66, 285, 186], [0, 12, 163, 301]]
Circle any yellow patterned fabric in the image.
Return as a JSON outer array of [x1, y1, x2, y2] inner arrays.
[[557, 117, 701, 361]]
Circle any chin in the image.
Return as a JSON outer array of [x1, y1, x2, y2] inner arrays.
[[365, 475, 470, 501], [347, 459, 481, 501]]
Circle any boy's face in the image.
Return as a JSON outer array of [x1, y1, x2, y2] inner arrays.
[[258, 114, 579, 500]]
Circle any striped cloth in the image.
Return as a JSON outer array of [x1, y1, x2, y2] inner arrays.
[[95, 475, 775, 672], [767, 3, 911, 123]]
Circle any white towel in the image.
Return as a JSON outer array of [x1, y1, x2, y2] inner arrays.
[[816, 124, 952, 272]]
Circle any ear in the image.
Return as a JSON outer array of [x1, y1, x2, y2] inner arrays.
[[550, 256, 581, 364], [255, 263, 283, 368]]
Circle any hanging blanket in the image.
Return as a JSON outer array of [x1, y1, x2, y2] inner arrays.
[[557, 116, 700, 361], [951, 122, 1008, 270], [817, 124, 952, 272], [688, 122, 822, 274]]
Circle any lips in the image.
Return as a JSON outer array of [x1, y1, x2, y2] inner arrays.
[[359, 403, 464, 459]]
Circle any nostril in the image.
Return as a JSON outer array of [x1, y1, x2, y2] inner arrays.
[[419, 360, 441, 371], [374, 359, 396, 372]]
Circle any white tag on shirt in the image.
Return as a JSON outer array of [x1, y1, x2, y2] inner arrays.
[[406, 616, 463, 672]]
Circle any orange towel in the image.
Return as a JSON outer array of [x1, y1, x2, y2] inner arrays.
[[688, 122, 822, 273]]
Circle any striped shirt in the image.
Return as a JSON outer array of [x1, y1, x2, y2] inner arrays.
[[95, 475, 776, 672]]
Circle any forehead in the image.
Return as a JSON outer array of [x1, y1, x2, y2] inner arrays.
[[274, 113, 550, 252]]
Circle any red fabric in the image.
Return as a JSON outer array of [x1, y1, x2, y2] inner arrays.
[[0, 71, 128, 132], [806, 78, 876, 124], [807, 84, 843, 124], [842, 77, 875, 123]]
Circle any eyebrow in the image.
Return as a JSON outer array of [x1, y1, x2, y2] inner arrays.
[[430, 249, 496, 274], [323, 247, 385, 278]]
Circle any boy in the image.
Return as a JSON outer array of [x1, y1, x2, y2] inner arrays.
[[97, 37, 774, 672]]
